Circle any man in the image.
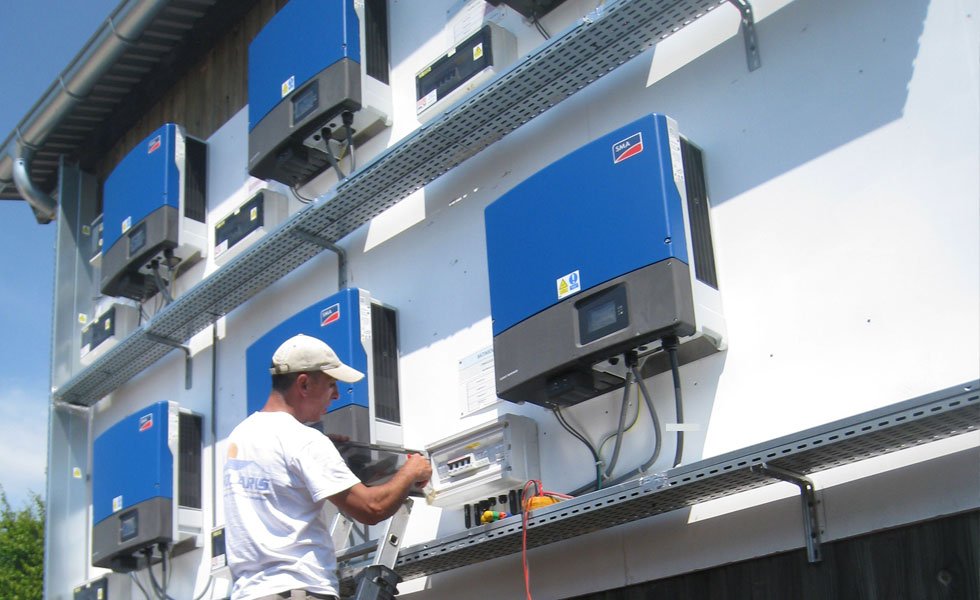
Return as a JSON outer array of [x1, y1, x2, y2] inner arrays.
[[224, 333, 432, 600]]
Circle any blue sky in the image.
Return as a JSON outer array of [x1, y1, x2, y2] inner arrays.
[[0, 0, 120, 508]]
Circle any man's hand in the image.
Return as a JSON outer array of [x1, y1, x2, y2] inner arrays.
[[330, 453, 434, 525], [403, 453, 432, 489]]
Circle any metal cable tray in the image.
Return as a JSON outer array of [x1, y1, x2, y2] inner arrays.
[[383, 381, 979, 582], [53, 0, 735, 406]]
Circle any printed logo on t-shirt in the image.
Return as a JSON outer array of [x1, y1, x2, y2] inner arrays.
[[224, 459, 272, 496]]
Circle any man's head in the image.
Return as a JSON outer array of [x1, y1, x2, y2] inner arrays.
[[270, 334, 365, 382], [268, 334, 365, 422]]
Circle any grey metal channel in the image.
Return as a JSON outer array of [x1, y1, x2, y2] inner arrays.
[[52, 0, 731, 406], [388, 381, 979, 581]]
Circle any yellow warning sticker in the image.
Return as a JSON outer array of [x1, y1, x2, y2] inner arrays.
[[250, 206, 258, 221], [473, 42, 484, 61], [556, 270, 582, 300], [281, 75, 296, 98]]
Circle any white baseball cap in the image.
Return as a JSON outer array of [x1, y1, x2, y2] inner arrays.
[[269, 334, 365, 382]]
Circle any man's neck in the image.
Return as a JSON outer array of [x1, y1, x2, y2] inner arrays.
[[262, 391, 296, 419]]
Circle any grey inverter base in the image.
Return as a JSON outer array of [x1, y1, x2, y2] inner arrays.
[[248, 59, 362, 186], [493, 260, 698, 408], [92, 496, 175, 572]]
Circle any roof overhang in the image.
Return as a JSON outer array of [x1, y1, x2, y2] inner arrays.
[[0, 0, 262, 220]]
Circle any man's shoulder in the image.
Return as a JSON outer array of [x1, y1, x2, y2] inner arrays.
[[235, 411, 326, 443]]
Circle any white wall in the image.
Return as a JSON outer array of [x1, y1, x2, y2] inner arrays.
[[47, 0, 979, 597]]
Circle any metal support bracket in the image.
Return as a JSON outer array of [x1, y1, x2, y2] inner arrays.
[[291, 228, 348, 289], [145, 333, 192, 390], [728, 0, 762, 71], [751, 464, 822, 562]]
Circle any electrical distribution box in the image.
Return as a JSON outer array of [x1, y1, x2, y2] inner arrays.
[[213, 188, 288, 266], [210, 526, 229, 575], [73, 574, 129, 600], [246, 288, 402, 446], [248, 0, 391, 187], [91, 401, 203, 571], [86, 214, 104, 266], [73, 576, 108, 600], [100, 123, 207, 301], [424, 414, 539, 508], [485, 113, 726, 408], [415, 22, 516, 123], [80, 301, 139, 366]]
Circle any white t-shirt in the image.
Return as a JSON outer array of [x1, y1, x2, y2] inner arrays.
[[223, 411, 361, 599]]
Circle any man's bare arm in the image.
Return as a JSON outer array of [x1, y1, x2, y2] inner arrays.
[[329, 453, 432, 525]]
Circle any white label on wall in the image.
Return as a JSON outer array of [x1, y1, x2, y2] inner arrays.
[[459, 346, 498, 416]]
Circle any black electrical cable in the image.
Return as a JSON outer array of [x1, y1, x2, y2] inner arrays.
[[552, 406, 602, 490], [150, 261, 174, 305], [661, 335, 685, 467], [320, 126, 347, 181], [146, 546, 177, 600], [342, 110, 356, 172], [571, 365, 665, 494], [290, 185, 314, 204], [603, 365, 634, 479], [129, 572, 151, 600], [532, 16, 551, 39], [633, 366, 662, 473]]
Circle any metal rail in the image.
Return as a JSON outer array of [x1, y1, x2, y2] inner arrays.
[[53, 0, 736, 405], [386, 381, 978, 582]]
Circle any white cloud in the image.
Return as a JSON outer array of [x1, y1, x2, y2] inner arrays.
[[0, 381, 49, 507]]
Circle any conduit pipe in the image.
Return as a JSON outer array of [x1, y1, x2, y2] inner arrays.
[[12, 146, 56, 222], [0, 0, 172, 221]]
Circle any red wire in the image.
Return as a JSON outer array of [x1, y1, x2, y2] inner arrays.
[[522, 479, 541, 600]]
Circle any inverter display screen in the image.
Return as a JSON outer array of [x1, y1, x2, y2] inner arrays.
[[576, 284, 628, 345], [292, 84, 319, 126], [119, 510, 138, 542]]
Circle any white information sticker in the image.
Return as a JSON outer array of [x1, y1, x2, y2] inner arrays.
[[459, 346, 498, 416]]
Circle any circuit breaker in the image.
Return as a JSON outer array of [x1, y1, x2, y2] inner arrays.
[[213, 188, 288, 266], [424, 414, 539, 508], [415, 23, 516, 122], [80, 301, 139, 366]]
